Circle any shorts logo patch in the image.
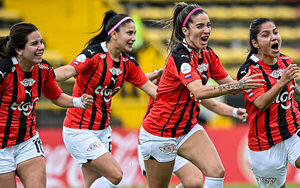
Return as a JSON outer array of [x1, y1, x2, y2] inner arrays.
[[86, 141, 101, 152], [181, 63, 191, 74], [258, 176, 276, 185], [159, 143, 176, 154]]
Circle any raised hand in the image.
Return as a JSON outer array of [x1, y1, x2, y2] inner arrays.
[[81, 94, 94, 109]]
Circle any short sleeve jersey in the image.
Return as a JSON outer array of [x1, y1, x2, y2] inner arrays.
[[63, 42, 148, 130], [142, 43, 228, 137], [0, 57, 63, 148], [237, 54, 300, 151]]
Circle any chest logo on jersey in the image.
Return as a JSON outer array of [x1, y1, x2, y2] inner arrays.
[[11, 97, 39, 116], [21, 78, 36, 87], [197, 63, 208, 73], [270, 69, 284, 79], [181, 63, 191, 74], [109, 67, 122, 76], [94, 86, 121, 102]]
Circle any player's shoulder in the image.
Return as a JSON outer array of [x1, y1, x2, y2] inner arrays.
[[171, 43, 192, 65], [122, 52, 139, 66], [81, 44, 104, 59], [237, 55, 259, 80], [0, 57, 14, 83]]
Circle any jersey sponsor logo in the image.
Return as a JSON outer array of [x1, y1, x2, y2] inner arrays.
[[25, 89, 32, 97], [159, 143, 176, 154], [181, 63, 191, 74], [88, 49, 95, 55], [94, 85, 121, 102], [109, 67, 122, 76], [181, 54, 189, 58], [197, 63, 208, 73], [274, 84, 294, 109], [0, 71, 6, 78], [86, 141, 102, 152], [75, 54, 86, 63], [38, 64, 49, 70], [11, 97, 39, 116], [270, 69, 284, 79], [240, 68, 248, 75], [20, 78, 36, 87]]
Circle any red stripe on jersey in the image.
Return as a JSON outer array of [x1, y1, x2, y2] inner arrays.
[[142, 44, 228, 137], [237, 54, 300, 151], [0, 58, 62, 148], [64, 42, 148, 130]]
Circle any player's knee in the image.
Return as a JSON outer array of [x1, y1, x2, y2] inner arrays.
[[203, 166, 225, 178], [182, 178, 203, 188], [109, 169, 123, 185]]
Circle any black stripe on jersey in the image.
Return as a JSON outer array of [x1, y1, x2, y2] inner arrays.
[[2, 68, 18, 148], [183, 99, 196, 135], [16, 72, 32, 144], [159, 88, 185, 137], [281, 56, 299, 130], [258, 64, 274, 148], [123, 53, 139, 66], [0, 58, 13, 84], [172, 44, 192, 75], [79, 61, 100, 129], [270, 64, 290, 140], [171, 95, 191, 137], [88, 58, 108, 130]]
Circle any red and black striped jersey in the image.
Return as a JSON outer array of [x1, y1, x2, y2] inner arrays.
[[142, 43, 228, 137], [237, 54, 300, 151], [0, 57, 63, 148], [63, 42, 148, 130]]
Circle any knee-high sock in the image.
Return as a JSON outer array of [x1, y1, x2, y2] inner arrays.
[[90, 177, 117, 188], [203, 177, 224, 188]]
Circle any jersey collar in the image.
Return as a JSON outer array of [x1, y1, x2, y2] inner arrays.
[[11, 56, 18, 65], [101, 42, 108, 53]]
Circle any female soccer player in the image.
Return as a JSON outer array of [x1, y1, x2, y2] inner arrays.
[[237, 17, 300, 188], [54, 10, 158, 188], [139, 2, 264, 188], [0, 22, 93, 188]]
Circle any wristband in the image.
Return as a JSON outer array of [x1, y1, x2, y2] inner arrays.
[[73, 97, 85, 109], [232, 108, 238, 118]]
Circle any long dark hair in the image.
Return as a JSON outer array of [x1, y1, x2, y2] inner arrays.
[[247, 17, 274, 59], [158, 2, 206, 51], [0, 22, 38, 61], [86, 10, 134, 47]]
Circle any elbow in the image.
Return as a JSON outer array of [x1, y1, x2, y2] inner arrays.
[[255, 104, 268, 111]]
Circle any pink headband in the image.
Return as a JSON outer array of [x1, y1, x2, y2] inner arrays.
[[182, 8, 202, 28], [108, 16, 132, 35]]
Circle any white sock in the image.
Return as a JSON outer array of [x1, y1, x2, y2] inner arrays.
[[203, 176, 224, 188], [90, 177, 117, 188]]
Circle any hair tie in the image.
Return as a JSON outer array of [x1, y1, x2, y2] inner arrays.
[[108, 16, 132, 35], [182, 8, 202, 28]]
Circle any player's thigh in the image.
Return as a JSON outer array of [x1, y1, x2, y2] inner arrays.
[[0, 171, 17, 188], [144, 158, 175, 188], [174, 160, 203, 188], [177, 128, 224, 177], [16, 156, 46, 188]]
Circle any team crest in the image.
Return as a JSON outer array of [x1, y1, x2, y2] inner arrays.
[[86, 141, 102, 152], [270, 69, 283, 79], [38, 64, 49, 70], [109, 67, 122, 76], [122, 57, 128, 62], [21, 78, 36, 87], [197, 63, 208, 73]]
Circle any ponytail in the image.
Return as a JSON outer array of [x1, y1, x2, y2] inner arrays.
[[0, 36, 9, 61], [86, 10, 133, 47]]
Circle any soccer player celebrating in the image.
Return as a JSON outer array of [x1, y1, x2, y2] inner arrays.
[[0, 22, 93, 188], [54, 10, 158, 188], [139, 2, 264, 188], [237, 17, 300, 188]]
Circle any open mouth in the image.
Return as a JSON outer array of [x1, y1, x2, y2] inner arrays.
[[201, 36, 209, 42], [271, 43, 279, 50]]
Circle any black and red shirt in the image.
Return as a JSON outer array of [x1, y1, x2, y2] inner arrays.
[[237, 54, 300, 151], [0, 57, 63, 148], [142, 43, 228, 137], [63, 42, 148, 130]]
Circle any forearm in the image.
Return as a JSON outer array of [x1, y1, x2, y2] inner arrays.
[[202, 99, 234, 117], [54, 65, 76, 82], [51, 93, 74, 108]]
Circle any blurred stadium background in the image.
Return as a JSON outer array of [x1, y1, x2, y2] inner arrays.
[[2, 0, 300, 187]]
